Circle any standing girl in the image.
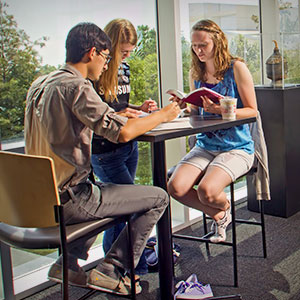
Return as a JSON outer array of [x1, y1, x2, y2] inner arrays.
[[91, 19, 157, 275]]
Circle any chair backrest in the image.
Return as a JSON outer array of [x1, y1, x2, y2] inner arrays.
[[0, 151, 60, 228]]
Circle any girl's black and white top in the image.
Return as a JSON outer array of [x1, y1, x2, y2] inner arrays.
[[92, 62, 132, 154]]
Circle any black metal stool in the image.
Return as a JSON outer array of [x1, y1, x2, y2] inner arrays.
[[169, 165, 267, 287]]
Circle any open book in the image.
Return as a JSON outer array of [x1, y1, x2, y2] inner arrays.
[[166, 87, 224, 107], [149, 117, 192, 132]]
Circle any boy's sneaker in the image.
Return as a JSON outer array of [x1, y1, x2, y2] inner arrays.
[[87, 268, 142, 296], [175, 274, 213, 299], [210, 205, 232, 243], [48, 263, 87, 287], [124, 273, 140, 284]]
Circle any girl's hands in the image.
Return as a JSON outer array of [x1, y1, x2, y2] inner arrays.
[[202, 96, 221, 114], [140, 99, 158, 113], [116, 107, 142, 118], [169, 96, 187, 109]]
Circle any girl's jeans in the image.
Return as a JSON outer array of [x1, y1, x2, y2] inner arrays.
[[91, 141, 148, 274]]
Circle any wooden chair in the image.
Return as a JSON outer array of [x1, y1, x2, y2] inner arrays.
[[168, 164, 267, 287], [0, 151, 136, 300]]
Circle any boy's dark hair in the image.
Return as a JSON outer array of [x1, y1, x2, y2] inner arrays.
[[66, 22, 112, 63]]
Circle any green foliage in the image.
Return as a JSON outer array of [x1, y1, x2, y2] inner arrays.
[[37, 64, 58, 76], [181, 35, 191, 93], [135, 142, 152, 185], [129, 57, 147, 104], [130, 25, 159, 106], [279, 0, 292, 11], [129, 26, 159, 185], [229, 34, 261, 85], [0, 1, 48, 139], [135, 25, 157, 59], [0, 79, 27, 137], [130, 53, 158, 106], [285, 49, 300, 84]]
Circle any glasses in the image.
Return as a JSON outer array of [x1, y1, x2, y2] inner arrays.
[[96, 50, 112, 65]]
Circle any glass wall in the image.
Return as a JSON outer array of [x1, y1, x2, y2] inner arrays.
[[277, 0, 300, 85], [178, 0, 261, 90], [258, 0, 300, 86], [0, 0, 157, 298]]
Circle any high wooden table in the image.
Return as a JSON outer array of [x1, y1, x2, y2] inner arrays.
[[136, 115, 256, 299]]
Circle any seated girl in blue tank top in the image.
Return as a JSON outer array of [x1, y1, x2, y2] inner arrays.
[[168, 19, 257, 243]]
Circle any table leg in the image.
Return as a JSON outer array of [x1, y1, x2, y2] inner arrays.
[[152, 141, 175, 300]]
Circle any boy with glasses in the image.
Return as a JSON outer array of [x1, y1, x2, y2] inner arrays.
[[24, 22, 180, 296]]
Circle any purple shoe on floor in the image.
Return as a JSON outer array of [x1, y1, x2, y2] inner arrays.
[[175, 274, 214, 299]]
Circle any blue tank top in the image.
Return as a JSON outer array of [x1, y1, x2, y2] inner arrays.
[[194, 63, 254, 154]]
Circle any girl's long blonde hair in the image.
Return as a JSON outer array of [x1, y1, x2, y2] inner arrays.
[[190, 19, 242, 82], [96, 18, 137, 101]]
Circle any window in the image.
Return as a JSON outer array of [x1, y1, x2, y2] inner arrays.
[[0, 0, 157, 298], [179, 0, 261, 88], [278, 0, 300, 84]]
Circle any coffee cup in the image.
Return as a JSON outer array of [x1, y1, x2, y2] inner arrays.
[[219, 97, 237, 120]]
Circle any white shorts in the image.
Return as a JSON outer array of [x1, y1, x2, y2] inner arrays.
[[178, 146, 254, 182]]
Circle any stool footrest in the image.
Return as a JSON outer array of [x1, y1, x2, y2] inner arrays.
[[77, 290, 97, 300], [205, 217, 262, 226], [172, 233, 234, 247], [235, 218, 262, 226]]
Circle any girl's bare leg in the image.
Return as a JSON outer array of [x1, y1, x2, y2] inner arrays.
[[168, 163, 233, 242]]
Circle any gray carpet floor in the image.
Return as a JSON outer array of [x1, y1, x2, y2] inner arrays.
[[24, 200, 300, 300]]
